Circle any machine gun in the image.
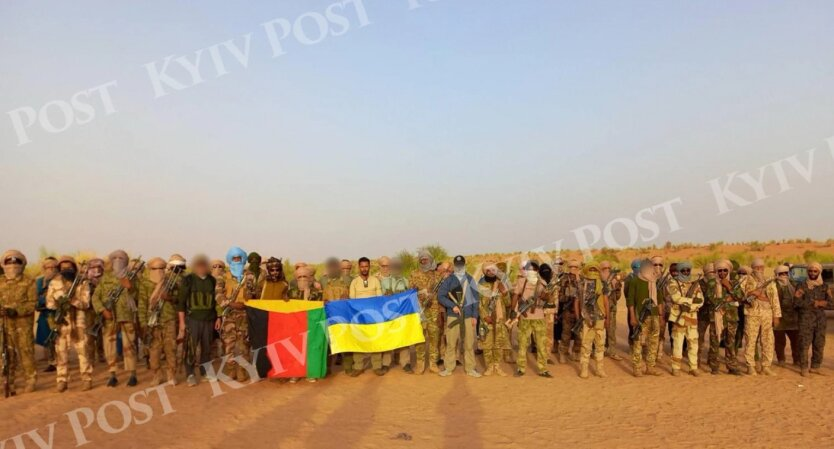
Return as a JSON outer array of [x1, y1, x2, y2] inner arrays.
[[88, 259, 145, 337], [219, 273, 252, 318], [45, 265, 87, 347], [147, 268, 183, 328], [742, 278, 776, 306], [629, 298, 654, 340]]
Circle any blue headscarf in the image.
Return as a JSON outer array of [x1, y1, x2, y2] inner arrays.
[[631, 258, 641, 276], [226, 247, 247, 281], [675, 261, 693, 282]]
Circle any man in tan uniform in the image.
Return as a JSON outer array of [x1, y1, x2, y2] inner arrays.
[[741, 258, 781, 376], [46, 256, 93, 392], [0, 250, 38, 394]]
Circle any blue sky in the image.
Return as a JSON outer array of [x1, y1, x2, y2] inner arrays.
[[2, 1, 833, 263]]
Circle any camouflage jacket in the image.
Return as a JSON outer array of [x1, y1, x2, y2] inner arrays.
[[321, 275, 350, 301], [703, 278, 743, 322], [667, 279, 704, 326], [92, 272, 146, 323], [794, 282, 834, 316], [739, 274, 781, 318], [287, 287, 323, 301], [46, 277, 92, 329], [0, 275, 38, 318], [477, 279, 509, 322], [138, 276, 181, 326], [409, 269, 440, 312]]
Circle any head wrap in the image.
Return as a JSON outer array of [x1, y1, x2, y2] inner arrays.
[[248, 252, 262, 278], [265, 257, 285, 282], [226, 247, 247, 281], [631, 258, 641, 276], [774, 265, 790, 286], [568, 260, 580, 269], [675, 261, 693, 282], [738, 265, 751, 276], [807, 262, 824, 288], [108, 250, 129, 277], [147, 257, 167, 269], [210, 259, 226, 269], [148, 257, 167, 283], [539, 263, 553, 284], [583, 262, 603, 295], [417, 250, 434, 273], [714, 259, 732, 297]]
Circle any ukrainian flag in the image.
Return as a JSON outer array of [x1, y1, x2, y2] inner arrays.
[[325, 289, 425, 354]]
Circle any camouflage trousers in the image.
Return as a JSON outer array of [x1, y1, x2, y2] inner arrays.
[[707, 320, 739, 371], [149, 320, 177, 379], [744, 314, 774, 369], [580, 320, 606, 367], [670, 322, 698, 370], [605, 303, 618, 354], [631, 315, 660, 369], [2, 316, 37, 389], [517, 319, 548, 374], [559, 309, 581, 357], [222, 311, 250, 375], [481, 320, 511, 366], [544, 311, 556, 354], [798, 310, 827, 370], [104, 320, 137, 374], [415, 308, 440, 367], [55, 324, 91, 383]]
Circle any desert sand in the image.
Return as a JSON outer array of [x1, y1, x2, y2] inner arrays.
[[2, 304, 833, 449]]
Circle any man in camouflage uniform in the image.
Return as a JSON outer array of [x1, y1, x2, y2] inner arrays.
[[478, 262, 510, 376], [46, 256, 93, 391], [740, 258, 781, 376], [773, 265, 799, 367], [92, 250, 146, 387], [600, 261, 623, 361], [217, 246, 257, 381], [703, 259, 744, 375], [319, 258, 353, 374], [667, 261, 704, 376], [512, 260, 553, 378], [558, 260, 582, 363], [409, 250, 441, 374], [696, 263, 715, 367], [0, 250, 38, 393], [84, 258, 105, 366], [544, 259, 562, 360], [794, 262, 834, 376], [319, 257, 341, 292], [626, 259, 663, 377], [139, 257, 184, 386], [288, 265, 323, 301], [576, 263, 609, 379]]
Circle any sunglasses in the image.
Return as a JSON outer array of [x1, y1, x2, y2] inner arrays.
[[777, 273, 788, 276], [150, 267, 165, 271], [653, 263, 663, 267], [3, 259, 23, 265], [717, 269, 729, 273], [808, 270, 820, 274], [211, 265, 224, 269]]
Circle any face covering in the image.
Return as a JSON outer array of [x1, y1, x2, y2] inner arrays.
[[226, 247, 247, 281], [526, 271, 539, 284], [111, 259, 128, 276], [454, 266, 466, 278], [149, 268, 165, 284], [248, 253, 262, 278], [60, 268, 77, 282], [4, 265, 23, 280]]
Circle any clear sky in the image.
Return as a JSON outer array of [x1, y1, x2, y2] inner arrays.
[[2, 1, 833, 263]]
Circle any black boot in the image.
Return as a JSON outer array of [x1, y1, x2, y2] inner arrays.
[[106, 375, 118, 387]]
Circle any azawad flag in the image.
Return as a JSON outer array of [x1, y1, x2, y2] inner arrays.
[[246, 300, 328, 379], [325, 289, 425, 354]]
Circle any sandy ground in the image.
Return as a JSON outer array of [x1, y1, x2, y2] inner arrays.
[[2, 305, 833, 449]]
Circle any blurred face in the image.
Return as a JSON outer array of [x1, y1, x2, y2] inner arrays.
[[42, 261, 58, 280], [670, 265, 679, 277], [569, 265, 579, 275], [149, 265, 166, 283], [419, 256, 429, 266], [359, 261, 370, 277], [379, 259, 390, 276], [327, 262, 339, 277], [232, 256, 242, 263], [193, 261, 209, 278], [111, 255, 128, 274], [340, 263, 351, 276], [392, 262, 402, 276]]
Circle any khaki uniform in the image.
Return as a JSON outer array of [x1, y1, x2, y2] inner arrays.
[[667, 279, 704, 371], [740, 275, 781, 370], [477, 279, 510, 367], [217, 275, 257, 379], [92, 272, 145, 374], [578, 279, 607, 371], [558, 275, 582, 359], [0, 275, 38, 391], [409, 269, 441, 372], [46, 277, 93, 385]]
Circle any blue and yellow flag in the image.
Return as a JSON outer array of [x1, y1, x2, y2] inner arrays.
[[325, 290, 425, 354]]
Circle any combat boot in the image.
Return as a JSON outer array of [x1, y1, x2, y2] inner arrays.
[[762, 367, 776, 376], [127, 371, 138, 386], [223, 362, 238, 381], [579, 364, 589, 379], [428, 361, 440, 374], [746, 366, 757, 376], [596, 363, 607, 378], [106, 374, 118, 387], [57, 381, 67, 393], [671, 368, 680, 376], [151, 372, 162, 386], [633, 365, 643, 377], [494, 364, 507, 377], [81, 380, 92, 391], [414, 360, 425, 375], [482, 364, 495, 376], [646, 366, 661, 376], [236, 366, 250, 382], [689, 368, 700, 377], [24, 380, 36, 393]]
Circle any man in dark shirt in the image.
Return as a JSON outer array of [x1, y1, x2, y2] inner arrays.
[[177, 255, 220, 386]]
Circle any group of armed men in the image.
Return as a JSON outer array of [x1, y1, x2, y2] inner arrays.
[[0, 246, 831, 395]]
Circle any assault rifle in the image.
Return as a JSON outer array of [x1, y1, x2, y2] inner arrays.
[[45, 265, 87, 347], [88, 259, 145, 337], [1, 315, 10, 398], [742, 278, 776, 306], [671, 276, 703, 326], [572, 280, 601, 336], [219, 273, 253, 318], [629, 298, 654, 340], [147, 269, 183, 328]]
